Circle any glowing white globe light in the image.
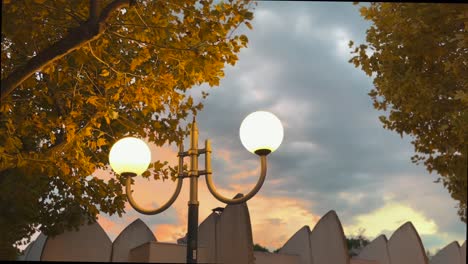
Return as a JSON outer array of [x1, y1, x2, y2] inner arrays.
[[239, 111, 284, 155], [109, 137, 151, 175]]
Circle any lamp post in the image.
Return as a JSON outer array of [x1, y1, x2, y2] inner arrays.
[[108, 111, 283, 263]]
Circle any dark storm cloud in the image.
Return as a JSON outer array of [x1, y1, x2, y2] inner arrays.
[[193, 1, 465, 246], [197, 2, 400, 208]]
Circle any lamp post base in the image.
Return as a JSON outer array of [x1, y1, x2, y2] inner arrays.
[[187, 203, 199, 263]]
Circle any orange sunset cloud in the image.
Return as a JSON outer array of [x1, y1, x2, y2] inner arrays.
[[97, 143, 322, 251]]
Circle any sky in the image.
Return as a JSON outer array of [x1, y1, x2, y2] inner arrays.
[[26, 1, 466, 255]]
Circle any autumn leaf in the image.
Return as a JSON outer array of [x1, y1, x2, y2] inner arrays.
[[0, 0, 255, 258], [97, 138, 106, 147], [99, 69, 110, 77], [350, 3, 467, 223]]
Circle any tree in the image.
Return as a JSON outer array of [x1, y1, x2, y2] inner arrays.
[[0, 0, 254, 258], [349, 3, 468, 222], [346, 228, 370, 256], [253, 243, 270, 253]]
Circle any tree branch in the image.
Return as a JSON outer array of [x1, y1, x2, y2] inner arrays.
[[98, 0, 135, 30], [109, 31, 197, 52], [89, 0, 99, 22], [0, 0, 135, 102], [87, 42, 147, 78]]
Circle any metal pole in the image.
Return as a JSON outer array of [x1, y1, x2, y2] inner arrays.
[[187, 118, 199, 263]]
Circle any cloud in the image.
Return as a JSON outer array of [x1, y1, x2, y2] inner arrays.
[[97, 215, 127, 240], [344, 201, 438, 239], [294, 14, 312, 35], [255, 9, 283, 32], [154, 223, 186, 242], [32, 2, 464, 255], [17, 3, 465, 256], [247, 194, 320, 250], [332, 27, 353, 57], [231, 167, 260, 181]]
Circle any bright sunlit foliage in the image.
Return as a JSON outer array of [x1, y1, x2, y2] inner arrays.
[[350, 3, 467, 222], [0, 0, 255, 258]]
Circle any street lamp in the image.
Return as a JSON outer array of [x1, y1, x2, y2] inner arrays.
[[108, 111, 283, 263]]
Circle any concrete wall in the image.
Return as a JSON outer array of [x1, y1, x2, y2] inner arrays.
[[358, 235, 390, 264], [197, 193, 255, 264], [350, 258, 379, 264], [217, 194, 255, 264], [253, 251, 300, 264], [461, 241, 466, 264], [430, 241, 461, 264], [355, 224, 466, 264], [309, 210, 350, 264], [198, 212, 220, 262], [387, 222, 428, 264], [18, 233, 47, 261], [26, 233, 47, 261], [20, 205, 465, 264], [279, 226, 312, 264], [17, 241, 32, 260], [111, 218, 157, 262], [128, 241, 150, 263], [129, 241, 208, 263], [41, 221, 112, 261]]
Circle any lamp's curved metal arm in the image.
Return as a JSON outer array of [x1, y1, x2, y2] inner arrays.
[[126, 176, 183, 215], [205, 155, 267, 205]]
